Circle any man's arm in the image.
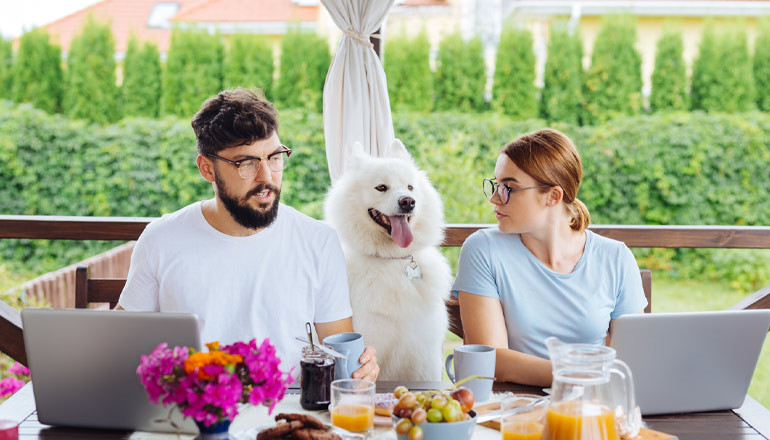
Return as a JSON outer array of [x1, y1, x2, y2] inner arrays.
[[315, 317, 379, 382], [116, 233, 160, 311]]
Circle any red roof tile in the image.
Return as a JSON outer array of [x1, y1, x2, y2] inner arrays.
[[172, 0, 318, 23], [36, 0, 200, 53], [26, 0, 317, 53]]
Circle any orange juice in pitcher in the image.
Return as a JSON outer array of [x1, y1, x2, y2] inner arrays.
[[543, 337, 640, 439], [542, 402, 618, 440]]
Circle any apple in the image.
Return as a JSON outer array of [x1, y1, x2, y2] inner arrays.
[[450, 387, 475, 413]]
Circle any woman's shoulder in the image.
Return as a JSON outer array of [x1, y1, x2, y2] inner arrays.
[[464, 227, 520, 247], [586, 229, 629, 254], [460, 228, 526, 263], [585, 230, 638, 273]]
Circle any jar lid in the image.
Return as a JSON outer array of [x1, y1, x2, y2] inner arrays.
[[302, 345, 334, 359]]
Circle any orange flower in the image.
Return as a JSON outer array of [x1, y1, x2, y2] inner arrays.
[[184, 350, 243, 380]]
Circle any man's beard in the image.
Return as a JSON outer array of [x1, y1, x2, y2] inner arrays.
[[215, 174, 281, 230]]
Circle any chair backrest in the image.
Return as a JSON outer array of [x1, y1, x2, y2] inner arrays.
[[445, 269, 653, 340], [74, 265, 126, 309]]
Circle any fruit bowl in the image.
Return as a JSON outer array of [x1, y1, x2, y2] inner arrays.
[[392, 411, 477, 440]]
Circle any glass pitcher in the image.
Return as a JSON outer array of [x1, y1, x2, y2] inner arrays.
[[542, 337, 641, 440]]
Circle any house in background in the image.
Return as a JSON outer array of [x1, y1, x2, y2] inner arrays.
[[385, 0, 770, 97], [504, 1, 770, 96], [13, 0, 770, 97], [18, 0, 325, 58]]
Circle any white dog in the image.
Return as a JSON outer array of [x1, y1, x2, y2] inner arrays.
[[324, 140, 451, 381]]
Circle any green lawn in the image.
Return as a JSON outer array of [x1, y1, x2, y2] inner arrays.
[[442, 276, 770, 408]]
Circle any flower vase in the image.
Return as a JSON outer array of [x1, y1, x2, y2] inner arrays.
[[194, 419, 235, 440]]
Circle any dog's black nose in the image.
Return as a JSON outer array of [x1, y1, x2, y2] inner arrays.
[[399, 197, 416, 212]]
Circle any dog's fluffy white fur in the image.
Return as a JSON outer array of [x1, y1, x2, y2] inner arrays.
[[324, 140, 451, 381]]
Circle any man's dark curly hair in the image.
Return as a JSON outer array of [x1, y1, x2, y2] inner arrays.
[[191, 88, 278, 156]]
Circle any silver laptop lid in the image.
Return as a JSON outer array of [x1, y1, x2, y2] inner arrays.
[[21, 308, 202, 433], [610, 310, 770, 415]]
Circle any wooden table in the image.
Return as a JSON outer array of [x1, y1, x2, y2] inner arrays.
[[2, 381, 769, 440]]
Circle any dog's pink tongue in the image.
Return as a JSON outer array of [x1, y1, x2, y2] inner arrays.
[[388, 215, 413, 248]]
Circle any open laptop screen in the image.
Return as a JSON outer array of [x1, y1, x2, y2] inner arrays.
[[610, 309, 770, 415], [22, 308, 201, 433]]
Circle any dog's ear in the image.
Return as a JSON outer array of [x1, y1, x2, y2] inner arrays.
[[389, 139, 413, 162], [344, 141, 368, 170]]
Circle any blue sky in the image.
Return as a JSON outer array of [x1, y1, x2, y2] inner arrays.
[[1, 0, 102, 39]]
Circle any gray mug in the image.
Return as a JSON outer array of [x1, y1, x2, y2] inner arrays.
[[445, 344, 496, 402], [323, 332, 365, 380]]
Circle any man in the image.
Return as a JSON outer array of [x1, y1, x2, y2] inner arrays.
[[117, 88, 379, 381]]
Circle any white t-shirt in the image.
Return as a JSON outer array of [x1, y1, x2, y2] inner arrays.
[[118, 202, 352, 372]]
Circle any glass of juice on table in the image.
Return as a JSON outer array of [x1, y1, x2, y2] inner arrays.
[[501, 395, 548, 440], [330, 379, 375, 436]]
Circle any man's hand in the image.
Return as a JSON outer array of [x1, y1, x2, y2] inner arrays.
[[315, 319, 379, 381], [352, 346, 379, 382]]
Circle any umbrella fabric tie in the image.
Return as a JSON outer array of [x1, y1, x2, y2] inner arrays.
[[344, 28, 377, 48]]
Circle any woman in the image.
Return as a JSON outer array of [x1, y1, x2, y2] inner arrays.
[[452, 128, 647, 386]]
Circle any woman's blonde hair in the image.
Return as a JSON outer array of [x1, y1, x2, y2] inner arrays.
[[502, 128, 590, 232]]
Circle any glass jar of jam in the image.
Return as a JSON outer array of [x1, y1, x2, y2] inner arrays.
[[300, 346, 335, 410]]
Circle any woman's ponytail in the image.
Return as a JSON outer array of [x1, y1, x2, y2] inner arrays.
[[568, 198, 590, 232]]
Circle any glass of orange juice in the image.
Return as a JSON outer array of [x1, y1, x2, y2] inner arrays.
[[500, 395, 548, 440], [330, 379, 376, 436]]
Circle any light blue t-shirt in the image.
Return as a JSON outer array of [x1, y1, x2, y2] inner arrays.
[[451, 229, 647, 359]]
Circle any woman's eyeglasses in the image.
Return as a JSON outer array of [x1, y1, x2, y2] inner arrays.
[[482, 178, 553, 204]]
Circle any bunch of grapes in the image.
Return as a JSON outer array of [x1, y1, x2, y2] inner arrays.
[[392, 385, 475, 440]]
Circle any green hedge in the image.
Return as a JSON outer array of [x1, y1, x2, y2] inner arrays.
[[540, 24, 583, 125], [122, 36, 161, 118], [691, 24, 754, 113], [650, 30, 687, 112], [434, 33, 486, 112], [224, 34, 274, 99], [384, 32, 433, 112], [1, 102, 769, 290], [11, 29, 62, 114], [64, 16, 120, 123], [754, 21, 770, 112], [492, 26, 537, 119], [275, 30, 330, 111], [0, 37, 11, 100], [583, 16, 642, 125], [162, 28, 224, 118]]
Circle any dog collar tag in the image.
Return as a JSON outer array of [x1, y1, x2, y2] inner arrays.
[[406, 256, 422, 280]]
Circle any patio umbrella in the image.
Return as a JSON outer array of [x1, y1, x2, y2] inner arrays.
[[321, 0, 396, 183]]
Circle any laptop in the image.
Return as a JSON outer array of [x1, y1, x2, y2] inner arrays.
[[21, 308, 202, 433], [610, 309, 770, 415]]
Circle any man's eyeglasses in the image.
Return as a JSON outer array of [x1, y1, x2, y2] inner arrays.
[[206, 146, 292, 179], [482, 178, 553, 204]]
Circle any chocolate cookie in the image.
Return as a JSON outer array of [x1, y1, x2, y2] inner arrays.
[[274, 413, 325, 430], [291, 428, 341, 440], [257, 420, 304, 440]]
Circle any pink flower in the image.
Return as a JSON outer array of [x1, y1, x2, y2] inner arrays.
[[8, 363, 30, 377], [222, 339, 295, 414], [136, 343, 189, 404], [0, 377, 25, 397], [137, 338, 292, 427]]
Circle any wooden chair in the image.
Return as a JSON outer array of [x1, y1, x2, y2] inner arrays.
[[446, 269, 653, 340], [74, 265, 126, 309]]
